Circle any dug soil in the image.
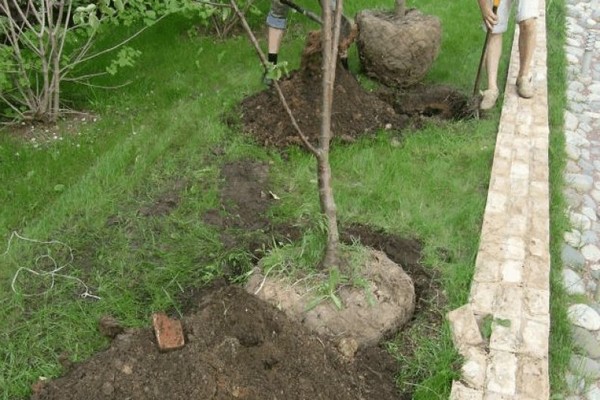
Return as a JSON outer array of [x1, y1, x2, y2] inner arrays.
[[30, 35, 454, 399], [31, 159, 445, 400]]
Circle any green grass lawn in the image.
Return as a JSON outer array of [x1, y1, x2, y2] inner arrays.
[[0, 0, 569, 398]]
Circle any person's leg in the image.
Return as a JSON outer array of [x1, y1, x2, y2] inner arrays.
[[485, 33, 503, 93], [266, 0, 289, 65], [480, 0, 510, 110], [263, 0, 289, 84], [515, 0, 538, 98], [268, 27, 285, 65]]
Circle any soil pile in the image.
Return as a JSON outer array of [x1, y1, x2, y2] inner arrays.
[[31, 285, 401, 400], [239, 33, 409, 149]]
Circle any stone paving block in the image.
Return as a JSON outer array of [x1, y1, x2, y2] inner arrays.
[[515, 123, 532, 137], [495, 146, 512, 162], [521, 318, 549, 358], [499, 124, 516, 137], [481, 217, 511, 241], [523, 287, 550, 318], [448, 305, 485, 354], [528, 236, 548, 258], [450, 381, 484, 400], [461, 346, 489, 389], [486, 350, 518, 395], [473, 257, 501, 283], [529, 179, 549, 200], [507, 214, 528, 237], [485, 191, 508, 214], [152, 312, 185, 352], [522, 255, 550, 290], [470, 283, 499, 315], [530, 156, 549, 182], [511, 177, 529, 197], [494, 285, 524, 318], [532, 130, 550, 146], [492, 157, 511, 176], [529, 223, 550, 249], [517, 356, 549, 399], [502, 237, 527, 263], [513, 146, 531, 165], [489, 316, 520, 353], [510, 161, 530, 182], [516, 109, 533, 126], [501, 259, 524, 283]]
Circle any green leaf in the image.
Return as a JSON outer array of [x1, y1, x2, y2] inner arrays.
[[114, 0, 124, 12], [88, 13, 100, 29], [331, 293, 343, 310]]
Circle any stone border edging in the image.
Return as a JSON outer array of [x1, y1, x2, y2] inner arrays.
[[448, 2, 551, 399]]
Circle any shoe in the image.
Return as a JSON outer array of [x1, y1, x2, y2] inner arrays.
[[516, 76, 534, 98], [480, 88, 499, 110]]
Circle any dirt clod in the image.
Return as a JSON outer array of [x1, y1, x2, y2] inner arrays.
[[98, 315, 124, 339]]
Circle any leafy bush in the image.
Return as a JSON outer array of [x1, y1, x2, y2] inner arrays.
[[0, 0, 259, 123]]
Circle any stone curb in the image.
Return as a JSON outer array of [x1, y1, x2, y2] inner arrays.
[[448, 1, 551, 398]]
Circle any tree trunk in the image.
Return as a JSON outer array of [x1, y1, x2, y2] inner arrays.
[[317, 0, 342, 269], [317, 152, 340, 268]]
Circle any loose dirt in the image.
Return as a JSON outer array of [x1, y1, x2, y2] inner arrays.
[[31, 159, 445, 400]]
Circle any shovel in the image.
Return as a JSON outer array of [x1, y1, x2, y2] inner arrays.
[[473, 0, 500, 116], [280, 0, 323, 24]]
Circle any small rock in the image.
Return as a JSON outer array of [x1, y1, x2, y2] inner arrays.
[[565, 371, 585, 394], [586, 384, 600, 400], [583, 244, 600, 262], [565, 230, 582, 248], [563, 268, 586, 295], [562, 244, 586, 270], [572, 326, 600, 358], [570, 355, 600, 379], [566, 173, 594, 193], [568, 304, 600, 331], [337, 337, 359, 359]]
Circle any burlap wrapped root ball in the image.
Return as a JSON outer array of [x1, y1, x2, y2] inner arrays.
[[356, 0, 442, 88]]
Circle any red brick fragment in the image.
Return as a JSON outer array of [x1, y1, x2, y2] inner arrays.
[[152, 312, 185, 352]]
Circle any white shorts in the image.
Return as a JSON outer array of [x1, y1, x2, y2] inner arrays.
[[487, 0, 539, 33]]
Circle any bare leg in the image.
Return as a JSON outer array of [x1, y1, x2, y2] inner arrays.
[[268, 27, 285, 57], [517, 18, 536, 79], [485, 33, 503, 91]]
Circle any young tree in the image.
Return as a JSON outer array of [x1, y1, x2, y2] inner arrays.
[[231, 0, 345, 269]]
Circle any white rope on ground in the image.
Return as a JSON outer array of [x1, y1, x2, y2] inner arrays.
[[2, 231, 101, 300]]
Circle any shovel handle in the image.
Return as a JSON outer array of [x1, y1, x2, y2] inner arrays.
[[492, 0, 500, 12]]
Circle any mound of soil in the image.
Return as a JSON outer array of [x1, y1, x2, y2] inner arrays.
[[239, 32, 409, 149], [237, 31, 474, 150], [31, 285, 401, 400]]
